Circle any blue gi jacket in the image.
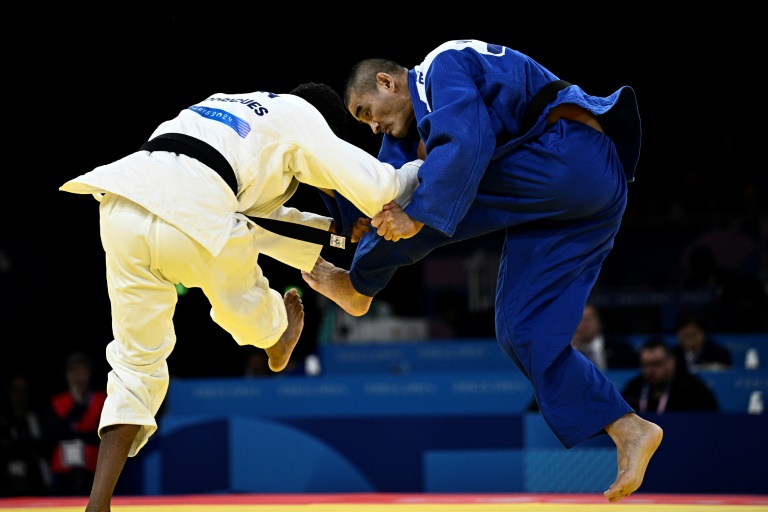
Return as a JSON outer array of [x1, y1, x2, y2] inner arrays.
[[326, 39, 640, 238]]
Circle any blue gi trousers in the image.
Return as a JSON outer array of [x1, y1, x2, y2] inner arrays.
[[349, 120, 634, 448]]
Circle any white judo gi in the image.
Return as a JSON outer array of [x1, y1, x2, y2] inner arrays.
[[60, 91, 421, 455]]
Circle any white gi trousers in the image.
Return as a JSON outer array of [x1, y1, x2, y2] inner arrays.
[[98, 193, 287, 456]]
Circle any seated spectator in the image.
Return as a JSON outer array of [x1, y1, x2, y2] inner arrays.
[[0, 373, 50, 496], [44, 352, 106, 496], [622, 337, 718, 414], [672, 310, 732, 372], [571, 303, 639, 371]]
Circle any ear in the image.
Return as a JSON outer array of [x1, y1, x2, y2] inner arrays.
[[376, 72, 395, 92]]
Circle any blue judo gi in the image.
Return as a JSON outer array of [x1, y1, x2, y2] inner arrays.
[[325, 40, 641, 448]]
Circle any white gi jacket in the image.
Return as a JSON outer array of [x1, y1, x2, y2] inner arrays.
[[61, 91, 421, 271]]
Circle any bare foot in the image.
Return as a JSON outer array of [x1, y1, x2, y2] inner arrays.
[[265, 288, 304, 372], [603, 413, 663, 502], [301, 257, 372, 316]]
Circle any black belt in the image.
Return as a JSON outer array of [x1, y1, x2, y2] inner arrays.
[[141, 133, 238, 194], [140, 133, 351, 250], [521, 79, 572, 134]]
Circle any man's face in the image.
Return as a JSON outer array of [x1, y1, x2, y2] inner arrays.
[[347, 77, 415, 138], [640, 347, 675, 385], [677, 322, 705, 353], [66, 362, 91, 393]]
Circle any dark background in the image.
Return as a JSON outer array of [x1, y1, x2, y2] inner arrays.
[[3, 12, 765, 399]]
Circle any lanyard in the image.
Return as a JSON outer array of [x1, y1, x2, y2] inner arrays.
[[639, 383, 670, 414]]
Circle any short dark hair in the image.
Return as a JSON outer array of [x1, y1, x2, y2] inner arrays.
[[289, 82, 348, 140], [674, 309, 706, 332], [640, 336, 672, 356], [344, 58, 405, 107], [65, 351, 91, 370]]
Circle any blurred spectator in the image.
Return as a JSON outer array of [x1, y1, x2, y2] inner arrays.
[[672, 310, 732, 372], [622, 337, 718, 413], [44, 352, 106, 496], [571, 303, 639, 371], [0, 374, 50, 496]]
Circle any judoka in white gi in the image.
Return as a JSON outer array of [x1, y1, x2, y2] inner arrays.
[[60, 83, 421, 512]]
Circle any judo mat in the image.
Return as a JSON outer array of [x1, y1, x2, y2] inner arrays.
[[1, 493, 766, 512]]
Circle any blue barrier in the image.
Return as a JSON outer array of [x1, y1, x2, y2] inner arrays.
[[126, 352, 767, 496], [319, 334, 768, 374], [122, 401, 768, 495], [318, 339, 512, 375], [164, 369, 765, 420], [165, 373, 535, 417]]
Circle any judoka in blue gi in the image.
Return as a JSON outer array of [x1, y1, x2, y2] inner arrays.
[[301, 39, 663, 502]]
